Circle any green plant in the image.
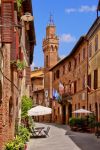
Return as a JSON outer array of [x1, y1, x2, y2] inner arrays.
[[18, 125, 30, 143], [16, 59, 26, 71], [69, 117, 76, 127], [17, 0, 23, 11], [5, 141, 15, 150], [88, 114, 96, 128], [5, 136, 24, 150], [21, 95, 33, 119]]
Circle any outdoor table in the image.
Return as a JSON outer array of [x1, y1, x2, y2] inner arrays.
[[33, 127, 45, 136]]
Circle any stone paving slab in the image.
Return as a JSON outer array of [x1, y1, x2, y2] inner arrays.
[[27, 123, 81, 150]]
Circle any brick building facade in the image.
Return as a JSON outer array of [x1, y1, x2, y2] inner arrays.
[[50, 17, 100, 124], [87, 17, 100, 122], [50, 36, 88, 124], [0, 0, 36, 149]]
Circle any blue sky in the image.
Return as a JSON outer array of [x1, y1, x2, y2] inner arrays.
[[31, 0, 98, 69]]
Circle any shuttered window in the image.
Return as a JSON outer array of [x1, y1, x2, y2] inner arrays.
[[83, 48, 85, 60], [95, 35, 98, 52], [1, 0, 14, 43], [74, 81, 77, 93], [94, 69, 98, 89], [25, 67, 31, 85], [88, 43, 92, 58], [0, 81, 2, 103], [88, 74, 91, 89]]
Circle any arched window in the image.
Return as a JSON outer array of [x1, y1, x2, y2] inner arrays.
[[55, 46, 57, 51], [51, 45, 53, 51], [46, 55, 48, 67]]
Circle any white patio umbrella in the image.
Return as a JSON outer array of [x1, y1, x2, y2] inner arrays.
[[28, 105, 52, 116], [72, 108, 92, 114]]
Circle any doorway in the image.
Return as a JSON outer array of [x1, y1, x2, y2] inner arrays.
[[62, 105, 66, 124], [68, 103, 72, 123]]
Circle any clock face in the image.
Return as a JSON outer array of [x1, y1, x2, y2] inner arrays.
[[45, 90, 48, 98]]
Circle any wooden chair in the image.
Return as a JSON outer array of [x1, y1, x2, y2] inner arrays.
[[43, 126, 50, 137]]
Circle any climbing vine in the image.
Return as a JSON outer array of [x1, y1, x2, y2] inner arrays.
[[17, 0, 23, 11]]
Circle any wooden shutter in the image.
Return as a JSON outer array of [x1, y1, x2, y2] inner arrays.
[[1, 0, 14, 43], [11, 31, 19, 61], [74, 81, 77, 93], [0, 81, 2, 103], [19, 49, 23, 61], [25, 67, 31, 85], [94, 69, 98, 89], [88, 74, 91, 89]]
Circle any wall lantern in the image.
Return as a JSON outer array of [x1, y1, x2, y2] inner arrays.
[[21, 12, 34, 30]]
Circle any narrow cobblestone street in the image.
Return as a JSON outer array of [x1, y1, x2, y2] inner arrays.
[[27, 123, 80, 150]]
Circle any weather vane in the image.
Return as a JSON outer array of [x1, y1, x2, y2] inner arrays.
[[49, 13, 54, 26]]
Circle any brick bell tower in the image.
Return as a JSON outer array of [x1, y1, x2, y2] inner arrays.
[[43, 15, 59, 107]]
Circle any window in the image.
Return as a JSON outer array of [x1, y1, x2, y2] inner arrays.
[[58, 107, 60, 114], [78, 103, 80, 109], [79, 53, 80, 63], [95, 35, 98, 52], [74, 58, 77, 69], [46, 55, 48, 67], [75, 104, 76, 110], [51, 45, 53, 51], [94, 69, 98, 89], [83, 48, 85, 60], [88, 74, 91, 89], [54, 72, 56, 80], [63, 65, 65, 74], [89, 104, 91, 111], [88, 43, 92, 58], [56, 70, 60, 79], [82, 106, 85, 109], [0, 81, 2, 103], [82, 75, 85, 90], [68, 61, 71, 71], [74, 81, 77, 93]]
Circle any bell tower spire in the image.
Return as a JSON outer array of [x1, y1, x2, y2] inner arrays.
[[49, 14, 54, 26]]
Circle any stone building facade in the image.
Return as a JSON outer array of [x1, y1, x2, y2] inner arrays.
[[50, 36, 88, 124], [31, 68, 44, 106], [31, 68, 45, 122], [50, 17, 100, 124], [0, 0, 36, 149], [87, 17, 100, 122]]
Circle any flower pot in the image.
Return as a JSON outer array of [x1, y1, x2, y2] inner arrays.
[[18, 70, 23, 79]]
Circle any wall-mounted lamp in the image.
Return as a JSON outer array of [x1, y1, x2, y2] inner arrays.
[[21, 12, 34, 30]]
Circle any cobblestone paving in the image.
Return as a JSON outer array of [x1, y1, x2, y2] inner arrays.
[[27, 123, 81, 150]]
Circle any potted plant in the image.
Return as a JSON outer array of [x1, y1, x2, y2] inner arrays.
[[16, 59, 26, 78]]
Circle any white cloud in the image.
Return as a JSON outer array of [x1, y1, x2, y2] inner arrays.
[[59, 34, 76, 43], [79, 5, 96, 12], [65, 8, 76, 13], [65, 5, 96, 14], [31, 62, 35, 70]]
